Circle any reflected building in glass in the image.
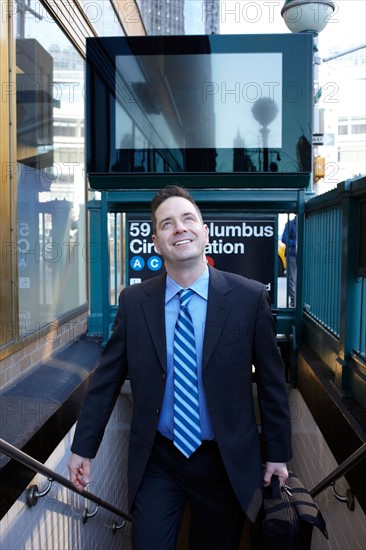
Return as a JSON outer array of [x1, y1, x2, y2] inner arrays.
[[137, 0, 220, 35], [138, 0, 185, 35], [15, 2, 87, 335]]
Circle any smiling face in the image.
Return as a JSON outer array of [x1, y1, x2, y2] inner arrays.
[[152, 196, 209, 277]]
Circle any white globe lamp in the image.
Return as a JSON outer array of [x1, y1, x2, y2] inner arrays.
[[281, 0, 335, 35]]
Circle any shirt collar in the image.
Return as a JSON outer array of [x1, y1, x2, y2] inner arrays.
[[165, 265, 209, 304]]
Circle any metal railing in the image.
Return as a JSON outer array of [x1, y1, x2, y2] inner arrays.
[[310, 442, 366, 502], [303, 177, 366, 400], [1, 437, 365, 522], [304, 205, 342, 337], [0, 438, 132, 529], [305, 178, 366, 358]]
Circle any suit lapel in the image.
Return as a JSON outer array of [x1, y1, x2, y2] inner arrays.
[[141, 275, 167, 372], [140, 269, 233, 373], [202, 267, 233, 370]]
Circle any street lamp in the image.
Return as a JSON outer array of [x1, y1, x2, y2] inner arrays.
[[281, 0, 335, 35], [281, 0, 335, 194]]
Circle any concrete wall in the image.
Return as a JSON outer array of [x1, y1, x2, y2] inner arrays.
[[289, 388, 366, 550], [0, 386, 133, 550]]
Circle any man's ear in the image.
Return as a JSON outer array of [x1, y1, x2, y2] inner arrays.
[[203, 223, 209, 244], [152, 234, 161, 255]]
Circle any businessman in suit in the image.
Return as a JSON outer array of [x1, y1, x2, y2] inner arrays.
[[69, 184, 292, 549]]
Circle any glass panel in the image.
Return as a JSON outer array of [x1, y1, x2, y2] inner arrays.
[[115, 53, 283, 151], [113, 50, 284, 173], [15, 0, 87, 336], [78, 0, 125, 36], [108, 212, 125, 305]]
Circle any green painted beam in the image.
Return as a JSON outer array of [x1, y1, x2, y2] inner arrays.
[[88, 172, 310, 191], [88, 189, 302, 213]]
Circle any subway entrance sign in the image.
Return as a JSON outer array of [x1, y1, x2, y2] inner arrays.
[[127, 214, 276, 302]]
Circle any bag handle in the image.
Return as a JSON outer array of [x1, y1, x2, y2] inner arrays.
[[270, 475, 282, 499]]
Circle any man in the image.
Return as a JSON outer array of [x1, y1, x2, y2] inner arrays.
[[69, 185, 292, 549]]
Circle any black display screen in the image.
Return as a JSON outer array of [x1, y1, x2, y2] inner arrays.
[[86, 34, 313, 187]]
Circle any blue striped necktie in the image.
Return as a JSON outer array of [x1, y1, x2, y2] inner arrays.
[[173, 289, 202, 457]]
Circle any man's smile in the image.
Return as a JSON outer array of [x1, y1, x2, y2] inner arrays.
[[173, 239, 192, 246]]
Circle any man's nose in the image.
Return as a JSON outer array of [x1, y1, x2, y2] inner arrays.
[[174, 221, 187, 233]]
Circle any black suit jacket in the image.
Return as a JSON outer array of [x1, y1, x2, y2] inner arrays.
[[71, 266, 292, 522]]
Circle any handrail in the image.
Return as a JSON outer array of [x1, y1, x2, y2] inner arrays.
[[0, 438, 132, 523], [2, 436, 365, 521], [310, 442, 366, 498]]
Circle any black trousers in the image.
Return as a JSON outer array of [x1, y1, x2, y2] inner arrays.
[[131, 432, 245, 550]]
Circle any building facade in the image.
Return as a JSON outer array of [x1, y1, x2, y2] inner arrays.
[[138, 0, 220, 35]]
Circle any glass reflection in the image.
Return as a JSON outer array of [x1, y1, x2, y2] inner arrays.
[[78, 0, 125, 36], [114, 52, 282, 173], [15, 0, 87, 336]]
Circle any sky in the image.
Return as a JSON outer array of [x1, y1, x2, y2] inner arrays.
[[219, 0, 366, 57], [219, 1, 366, 114]]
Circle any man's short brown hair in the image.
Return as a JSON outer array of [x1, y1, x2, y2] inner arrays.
[[151, 184, 202, 233]]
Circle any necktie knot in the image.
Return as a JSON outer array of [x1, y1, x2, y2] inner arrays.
[[179, 288, 194, 307]]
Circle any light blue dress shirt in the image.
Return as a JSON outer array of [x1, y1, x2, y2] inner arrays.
[[157, 265, 215, 441]]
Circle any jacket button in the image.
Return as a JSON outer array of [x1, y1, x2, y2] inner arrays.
[[148, 443, 152, 450], [156, 408, 160, 415], [161, 373, 166, 380]]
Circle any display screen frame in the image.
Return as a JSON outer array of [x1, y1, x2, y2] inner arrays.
[[86, 33, 313, 189]]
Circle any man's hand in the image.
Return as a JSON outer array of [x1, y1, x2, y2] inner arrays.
[[68, 453, 91, 492], [263, 461, 288, 488]]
